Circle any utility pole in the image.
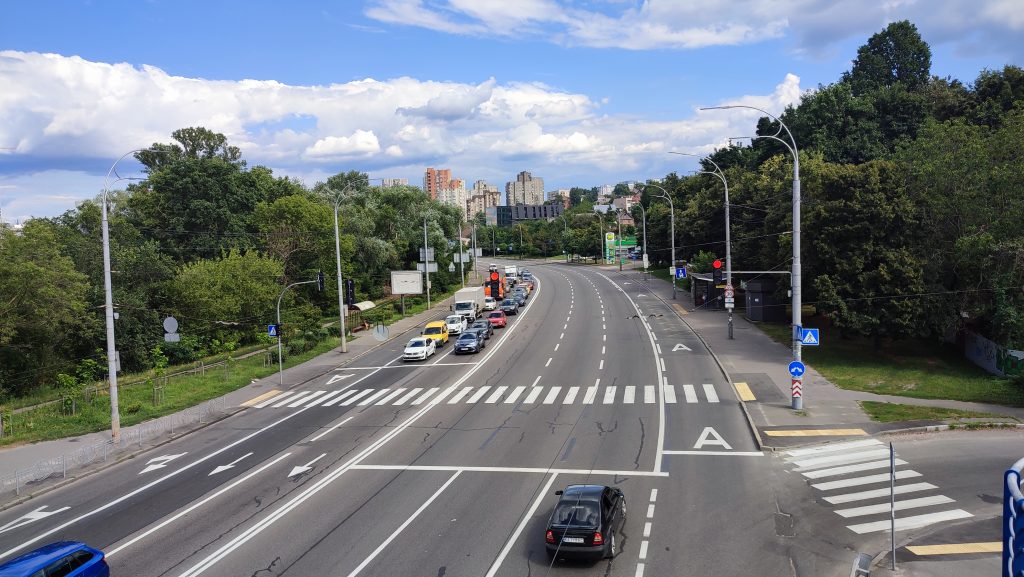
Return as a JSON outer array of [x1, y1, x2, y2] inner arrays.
[[472, 224, 478, 282], [424, 217, 431, 309], [459, 229, 466, 288], [617, 208, 623, 271]]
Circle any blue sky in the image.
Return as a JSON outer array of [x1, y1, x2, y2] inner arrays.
[[1, 0, 1021, 222]]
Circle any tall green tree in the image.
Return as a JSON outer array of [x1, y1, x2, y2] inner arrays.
[[845, 20, 932, 95]]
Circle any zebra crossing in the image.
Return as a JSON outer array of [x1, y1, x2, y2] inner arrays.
[[783, 439, 972, 535], [246, 383, 723, 410]]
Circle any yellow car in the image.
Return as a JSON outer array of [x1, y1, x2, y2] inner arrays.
[[421, 321, 449, 346]]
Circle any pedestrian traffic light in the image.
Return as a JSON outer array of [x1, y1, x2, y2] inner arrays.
[[712, 259, 723, 285], [345, 278, 356, 305], [316, 271, 324, 291]]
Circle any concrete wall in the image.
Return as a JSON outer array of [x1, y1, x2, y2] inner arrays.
[[964, 330, 1024, 377]]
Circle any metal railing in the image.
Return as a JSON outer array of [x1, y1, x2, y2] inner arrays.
[[0, 398, 226, 502], [1006, 456, 1024, 577]]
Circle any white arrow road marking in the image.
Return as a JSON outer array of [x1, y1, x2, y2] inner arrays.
[[0, 506, 71, 535], [326, 374, 352, 385], [288, 453, 327, 478], [637, 293, 648, 297], [209, 452, 253, 476], [139, 453, 188, 475], [693, 427, 733, 450], [671, 343, 692, 352]]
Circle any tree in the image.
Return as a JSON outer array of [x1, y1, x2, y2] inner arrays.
[[846, 20, 931, 95]]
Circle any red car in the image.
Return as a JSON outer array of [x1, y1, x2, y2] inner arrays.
[[487, 310, 508, 328]]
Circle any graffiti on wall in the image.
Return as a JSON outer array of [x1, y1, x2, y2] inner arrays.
[[965, 331, 1024, 377]]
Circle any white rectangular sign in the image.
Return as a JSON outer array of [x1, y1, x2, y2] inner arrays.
[[391, 270, 424, 295]]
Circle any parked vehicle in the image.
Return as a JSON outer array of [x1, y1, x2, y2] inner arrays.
[[469, 318, 494, 339], [0, 541, 110, 577], [545, 485, 626, 561], [421, 321, 449, 346], [451, 286, 485, 320], [403, 337, 436, 361], [445, 314, 468, 335], [454, 331, 485, 354], [500, 299, 519, 315], [487, 310, 508, 327]]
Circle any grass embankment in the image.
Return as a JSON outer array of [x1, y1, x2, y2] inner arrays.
[[757, 320, 1024, 407], [859, 401, 1017, 423]]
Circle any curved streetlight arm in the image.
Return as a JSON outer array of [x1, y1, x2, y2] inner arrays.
[[701, 104, 798, 157], [728, 133, 796, 158], [640, 183, 677, 298]]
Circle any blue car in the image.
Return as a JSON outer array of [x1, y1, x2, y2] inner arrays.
[[0, 542, 109, 577]]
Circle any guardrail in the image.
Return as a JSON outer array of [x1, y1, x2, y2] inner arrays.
[[0, 398, 226, 503], [1006, 456, 1024, 577]]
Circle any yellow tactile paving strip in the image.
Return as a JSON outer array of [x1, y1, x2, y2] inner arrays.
[[763, 428, 868, 437], [734, 382, 756, 401], [672, 303, 688, 316], [241, 389, 282, 407], [906, 542, 1001, 556]]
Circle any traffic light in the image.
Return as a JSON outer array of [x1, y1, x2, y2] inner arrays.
[[345, 278, 356, 305], [712, 259, 723, 285], [316, 271, 324, 291]]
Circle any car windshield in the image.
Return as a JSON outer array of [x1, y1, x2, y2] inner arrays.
[[446, 316, 462, 324], [454, 303, 473, 310], [457, 333, 477, 341], [551, 501, 600, 528], [424, 327, 442, 334], [502, 300, 513, 305], [408, 339, 427, 348]]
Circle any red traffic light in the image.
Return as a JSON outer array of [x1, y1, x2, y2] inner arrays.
[[490, 272, 499, 281], [712, 259, 723, 269]]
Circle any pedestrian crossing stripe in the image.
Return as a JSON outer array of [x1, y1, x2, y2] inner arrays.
[[245, 383, 723, 409]]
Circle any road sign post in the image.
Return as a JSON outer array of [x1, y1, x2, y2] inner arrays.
[[788, 360, 805, 410]]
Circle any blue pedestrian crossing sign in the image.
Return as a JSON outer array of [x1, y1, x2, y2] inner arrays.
[[800, 328, 820, 346], [788, 361, 805, 378], [675, 266, 687, 279], [268, 324, 278, 337]]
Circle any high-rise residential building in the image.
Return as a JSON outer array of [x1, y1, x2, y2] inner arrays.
[[550, 188, 571, 209], [438, 181, 469, 215], [466, 182, 501, 221], [381, 178, 408, 188], [423, 168, 452, 200], [505, 171, 544, 205]]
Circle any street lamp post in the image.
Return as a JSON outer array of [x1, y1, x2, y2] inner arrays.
[[670, 151, 734, 339], [424, 217, 431, 309], [617, 209, 623, 271], [558, 214, 569, 262], [703, 104, 802, 408], [518, 224, 524, 260], [637, 203, 648, 275], [275, 278, 320, 385], [328, 185, 354, 353], [645, 183, 676, 299]]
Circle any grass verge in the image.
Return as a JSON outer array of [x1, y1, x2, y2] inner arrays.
[[859, 401, 1016, 423], [757, 320, 1024, 407]]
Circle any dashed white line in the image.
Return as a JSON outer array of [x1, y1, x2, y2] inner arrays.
[[639, 540, 649, 560], [598, 359, 604, 370], [310, 416, 354, 442], [531, 375, 542, 387], [646, 503, 655, 518], [560, 332, 565, 339], [545, 357, 552, 367], [643, 522, 652, 537], [554, 343, 560, 351]]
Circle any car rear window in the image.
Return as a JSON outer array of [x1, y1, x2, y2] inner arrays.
[[488, 312, 503, 318], [551, 501, 600, 528]]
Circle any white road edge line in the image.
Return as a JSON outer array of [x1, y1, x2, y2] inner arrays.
[[345, 471, 461, 577], [484, 473, 558, 577], [662, 451, 764, 456]]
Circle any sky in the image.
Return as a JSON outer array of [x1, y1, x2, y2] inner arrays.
[[1, 0, 1021, 223]]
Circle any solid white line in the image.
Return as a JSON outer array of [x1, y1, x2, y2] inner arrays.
[[662, 451, 764, 456], [310, 416, 355, 442], [603, 386, 617, 404], [664, 385, 676, 404], [545, 357, 552, 367], [339, 389, 374, 406], [646, 504, 655, 518], [289, 391, 326, 407], [793, 449, 892, 470], [784, 439, 883, 458], [310, 390, 347, 407], [253, 391, 294, 408], [375, 388, 407, 405], [847, 509, 972, 535], [273, 391, 311, 408], [802, 459, 909, 479], [836, 495, 955, 518], [644, 385, 655, 404], [531, 375, 541, 387], [824, 482, 938, 504], [346, 471, 462, 577], [643, 522, 652, 538], [509, 384, 534, 403], [583, 385, 599, 404], [623, 386, 635, 404], [544, 387, 562, 404], [682, 384, 698, 403], [563, 387, 579, 404], [359, 388, 392, 406], [703, 384, 719, 403], [411, 387, 441, 405], [467, 386, 492, 403], [812, 470, 921, 491], [485, 386, 508, 403], [106, 452, 293, 558], [395, 388, 424, 405], [639, 540, 649, 560], [484, 473, 558, 577], [349, 465, 669, 476], [524, 387, 543, 404], [447, 387, 471, 404], [650, 488, 658, 502], [599, 359, 604, 370]]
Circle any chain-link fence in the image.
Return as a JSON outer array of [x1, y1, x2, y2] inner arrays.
[[0, 398, 226, 502]]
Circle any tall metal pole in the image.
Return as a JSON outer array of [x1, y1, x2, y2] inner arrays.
[[704, 104, 801, 407], [617, 209, 623, 271], [332, 194, 348, 353], [641, 203, 648, 275], [519, 224, 523, 260], [424, 217, 431, 309], [472, 224, 478, 281], [276, 280, 317, 386], [647, 183, 676, 299], [459, 230, 466, 288]]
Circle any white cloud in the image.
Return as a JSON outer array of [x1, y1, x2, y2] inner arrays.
[[304, 130, 381, 159]]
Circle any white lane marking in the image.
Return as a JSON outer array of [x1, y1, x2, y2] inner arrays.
[[105, 452, 292, 558], [662, 451, 764, 456], [646, 504, 655, 518], [682, 385, 698, 403], [560, 332, 565, 339], [601, 345, 606, 355], [554, 343, 560, 351], [0, 506, 71, 536], [602, 324, 606, 330], [253, 391, 294, 408], [639, 540, 649, 560], [643, 522, 652, 537], [287, 453, 327, 478], [544, 387, 562, 404], [563, 324, 568, 330], [395, 388, 424, 405], [208, 452, 252, 476], [545, 357, 552, 367], [339, 389, 374, 406], [602, 317, 605, 322], [485, 386, 508, 403], [623, 386, 635, 404], [310, 416, 354, 442], [785, 439, 883, 458], [563, 387, 579, 404], [375, 388, 407, 405], [599, 359, 604, 370], [603, 334, 606, 342], [309, 390, 347, 407], [664, 385, 677, 404], [504, 386, 526, 404], [793, 449, 893, 470], [659, 358, 666, 372], [651, 333, 657, 341], [650, 488, 658, 502], [812, 470, 921, 491], [801, 459, 909, 480], [447, 387, 471, 404], [524, 387, 543, 404], [531, 375, 542, 387], [484, 473, 558, 577], [273, 391, 311, 408], [703, 384, 720, 403], [644, 386, 655, 404], [837, 495, 955, 518], [656, 344, 662, 354], [346, 471, 462, 577], [847, 510, 973, 535], [412, 387, 442, 405], [603, 386, 617, 404], [635, 564, 645, 577], [321, 389, 360, 406], [824, 483, 938, 505], [139, 453, 188, 475], [583, 385, 599, 404], [467, 386, 492, 403], [289, 391, 326, 407], [359, 389, 393, 406]]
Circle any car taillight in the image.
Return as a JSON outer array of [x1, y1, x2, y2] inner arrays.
[[593, 531, 603, 545], [545, 530, 555, 543]]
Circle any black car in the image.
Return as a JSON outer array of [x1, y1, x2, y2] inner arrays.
[[453, 331, 485, 354], [545, 485, 626, 561], [513, 287, 529, 301], [511, 293, 526, 307], [500, 299, 519, 315], [469, 318, 494, 339]]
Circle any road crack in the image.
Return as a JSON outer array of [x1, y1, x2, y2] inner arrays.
[[634, 417, 645, 470]]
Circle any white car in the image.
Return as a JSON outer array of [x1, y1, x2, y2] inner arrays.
[[483, 296, 497, 311], [403, 337, 436, 361], [445, 314, 468, 335]]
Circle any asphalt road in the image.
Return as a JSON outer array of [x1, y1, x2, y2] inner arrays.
[[0, 262, 846, 576]]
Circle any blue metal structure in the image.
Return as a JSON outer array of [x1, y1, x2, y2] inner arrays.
[[1006, 456, 1024, 577]]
